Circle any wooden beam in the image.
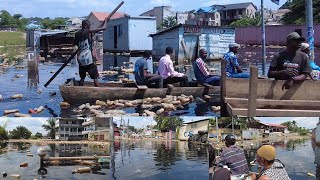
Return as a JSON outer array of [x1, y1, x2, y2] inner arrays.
[[43, 156, 110, 161], [225, 98, 320, 107], [220, 58, 227, 116], [227, 103, 320, 117], [247, 66, 258, 117]]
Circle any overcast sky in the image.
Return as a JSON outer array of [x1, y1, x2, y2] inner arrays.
[[0, 0, 286, 18]]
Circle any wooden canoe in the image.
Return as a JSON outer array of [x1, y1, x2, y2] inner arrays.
[[60, 79, 220, 104]]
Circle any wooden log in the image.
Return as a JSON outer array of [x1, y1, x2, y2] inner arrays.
[[247, 66, 258, 117], [220, 58, 227, 116], [225, 98, 320, 107], [43, 156, 110, 161], [14, 113, 31, 117], [4, 109, 19, 115]]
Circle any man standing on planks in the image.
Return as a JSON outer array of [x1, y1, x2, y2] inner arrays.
[[74, 20, 107, 87], [268, 32, 311, 90]]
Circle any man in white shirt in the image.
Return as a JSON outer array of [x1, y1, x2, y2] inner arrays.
[[158, 47, 189, 87]]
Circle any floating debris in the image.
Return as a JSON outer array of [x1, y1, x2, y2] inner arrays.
[[9, 174, 21, 179], [4, 109, 19, 115], [27, 153, 33, 157], [36, 106, 45, 113], [60, 102, 70, 108], [37, 89, 42, 94], [96, 100, 107, 106], [212, 106, 221, 112], [10, 94, 23, 99], [72, 167, 92, 174], [20, 162, 28, 167], [14, 113, 31, 117]]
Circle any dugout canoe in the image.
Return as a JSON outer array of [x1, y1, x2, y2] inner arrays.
[[60, 79, 220, 104]]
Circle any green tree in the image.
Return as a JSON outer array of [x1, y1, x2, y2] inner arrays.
[[281, 0, 320, 24], [229, 12, 262, 27], [42, 118, 57, 139], [162, 16, 177, 29], [154, 116, 183, 132], [35, 132, 43, 138], [40, 17, 67, 29], [0, 10, 14, 26], [9, 126, 32, 139], [0, 126, 8, 140]]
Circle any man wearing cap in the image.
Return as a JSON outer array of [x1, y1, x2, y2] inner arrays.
[[216, 135, 249, 175], [300, 43, 320, 71], [268, 32, 311, 90], [252, 145, 291, 180], [223, 43, 250, 78], [134, 50, 163, 88], [193, 49, 221, 86]]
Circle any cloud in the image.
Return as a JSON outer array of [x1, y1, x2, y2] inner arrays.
[[150, 0, 175, 6]]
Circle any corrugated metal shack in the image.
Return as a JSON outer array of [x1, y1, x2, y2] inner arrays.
[[150, 24, 236, 66], [26, 30, 75, 61], [103, 16, 156, 53]]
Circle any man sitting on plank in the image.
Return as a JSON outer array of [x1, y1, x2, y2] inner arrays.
[[158, 46, 189, 87], [268, 32, 311, 90], [74, 20, 107, 87], [134, 50, 163, 88], [224, 43, 250, 78], [193, 49, 220, 86]]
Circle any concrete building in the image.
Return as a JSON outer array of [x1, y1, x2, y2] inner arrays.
[[66, 17, 82, 30], [208, 127, 242, 142], [176, 12, 189, 24], [140, 6, 175, 30], [82, 117, 111, 141], [103, 16, 156, 53], [55, 118, 85, 140], [271, 9, 290, 23], [178, 119, 209, 141], [242, 129, 261, 140], [186, 7, 221, 26], [213, 2, 258, 26]]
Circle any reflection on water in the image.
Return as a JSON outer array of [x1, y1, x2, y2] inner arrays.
[[111, 140, 208, 180], [0, 142, 110, 180]]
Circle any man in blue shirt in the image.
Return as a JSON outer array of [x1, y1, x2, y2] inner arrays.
[[134, 51, 163, 88], [223, 43, 250, 78]]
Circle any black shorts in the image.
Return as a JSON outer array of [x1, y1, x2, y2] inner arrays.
[[79, 63, 99, 79]]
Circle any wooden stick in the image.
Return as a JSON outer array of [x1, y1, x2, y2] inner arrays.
[[220, 58, 227, 116], [247, 66, 258, 117]]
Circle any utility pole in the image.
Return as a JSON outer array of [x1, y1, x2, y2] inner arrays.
[[306, 0, 314, 62], [261, 0, 266, 76]]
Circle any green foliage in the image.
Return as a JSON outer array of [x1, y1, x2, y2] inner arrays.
[[229, 12, 262, 27], [9, 126, 32, 139], [35, 132, 43, 138], [162, 16, 177, 29], [154, 116, 183, 132], [0, 10, 28, 30], [0, 126, 8, 140], [281, 0, 320, 24], [0, 32, 25, 46], [281, 120, 309, 135], [42, 118, 57, 139], [40, 17, 67, 30]]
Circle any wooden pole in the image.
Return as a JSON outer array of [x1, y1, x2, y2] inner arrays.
[[247, 66, 258, 117], [220, 58, 227, 116], [43, 156, 110, 161]]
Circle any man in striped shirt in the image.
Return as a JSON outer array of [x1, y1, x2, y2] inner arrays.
[[216, 135, 249, 175], [192, 49, 220, 86]]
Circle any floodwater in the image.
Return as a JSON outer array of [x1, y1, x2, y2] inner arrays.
[[2, 46, 320, 117], [0, 142, 110, 180], [0, 58, 217, 118], [111, 140, 208, 180], [212, 139, 316, 180]]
